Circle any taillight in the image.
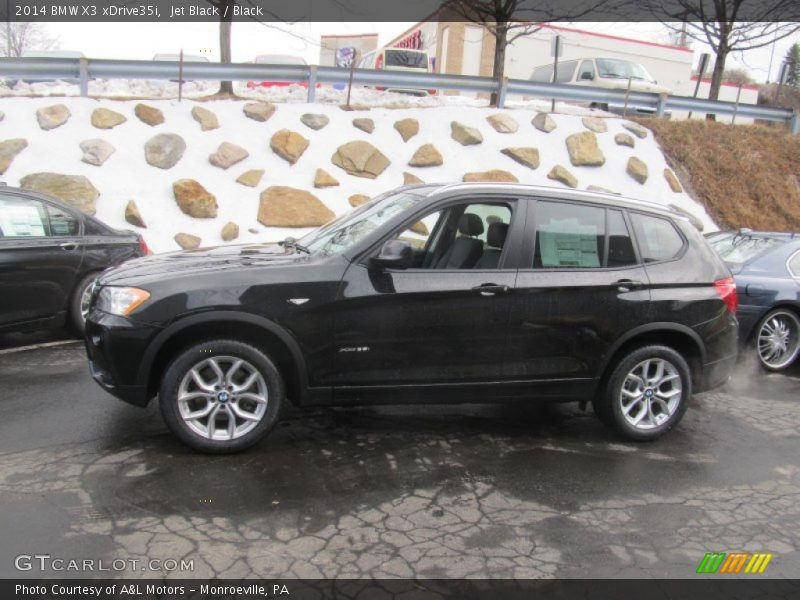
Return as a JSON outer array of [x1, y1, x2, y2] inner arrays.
[[375, 54, 383, 70], [138, 237, 151, 256], [714, 277, 738, 314]]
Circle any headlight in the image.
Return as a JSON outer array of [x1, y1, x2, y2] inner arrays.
[[95, 286, 151, 317]]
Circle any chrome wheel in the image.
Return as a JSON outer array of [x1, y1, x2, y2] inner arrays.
[[619, 358, 683, 431], [79, 278, 96, 321], [177, 356, 268, 441], [757, 310, 800, 370]]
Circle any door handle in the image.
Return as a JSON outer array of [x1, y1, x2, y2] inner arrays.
[[472, 283, 509, 296], [60, 242, 78, 251], [615, 279, 644, 292]]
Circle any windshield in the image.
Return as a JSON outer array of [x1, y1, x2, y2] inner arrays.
[[708, 234, 787, 266], [596, 59, 655, 82], [298, 191, 426, 256], [385, 49, 428, 69]]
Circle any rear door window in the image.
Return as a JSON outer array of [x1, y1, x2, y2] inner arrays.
[[0, 195, 49, 237], [533, 201, 605, 269], [385, 50, 427, 68], [630, 213, 685, 263]]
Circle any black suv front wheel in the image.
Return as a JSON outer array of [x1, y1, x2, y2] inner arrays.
[[159, 339, 284, 453], [595, 345, 691, 441]]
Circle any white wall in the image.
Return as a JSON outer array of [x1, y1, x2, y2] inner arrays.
[[672, 79, 760, 124]]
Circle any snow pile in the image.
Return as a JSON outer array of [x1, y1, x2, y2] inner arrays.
[[0, 96, 714, 254]]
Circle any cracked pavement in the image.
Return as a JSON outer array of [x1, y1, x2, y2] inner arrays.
[[0, 341, 798, 579]]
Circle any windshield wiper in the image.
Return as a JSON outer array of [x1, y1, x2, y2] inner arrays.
[[278, 237, 311, 254]]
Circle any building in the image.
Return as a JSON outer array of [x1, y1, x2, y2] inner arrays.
[[319, 33, 379, 68]]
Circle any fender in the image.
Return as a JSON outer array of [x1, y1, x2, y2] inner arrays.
[[135, 310, 309, 397], [595, 321, 707, 378]]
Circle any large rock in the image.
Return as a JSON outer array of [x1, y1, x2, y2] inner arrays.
[[236, 169, 264, 187], [352, 118, 375, 133], [500, 147, 539, 170], [487, 113, 518, 133], [258, 186, 334, 227], [547, 165, 578, 188], [0, 138, 27, 174], [408, 144, 443, 167], [91, 108, 126, 129], [566, 132, 605, 166], [587, 184, 616, 194], [221, 222, 239, 242], [348, 194, 370, 207], [80, 139, 115, 166], [626, 157, 648, 184], [144, 133, 186, 169], [270, 129, 309, 165], [19, 173, 99, 213], [451, 121, 483, 145], [582, 116, 608, 133], [623, 122, 648, 139], [124, 200, 146, 228], [614, 133, 635, 148], [394, 118, 419, 142], [531, 112, 556, 133], [134, 103, 164, 126], [463, 169, 518, 183], [172, 179, 217, 218], [36, 104, 70, 130], [314, 168, 339, 188], [209, 142, 249, 169], [331, 140, 390, 179], [300, 113, 329, 130], [243, 102, 276, 122], [175, 233, 201, 250], [664, 168, 683, 193], [403, 171, 424, 185], [191, 106, 219, 131]]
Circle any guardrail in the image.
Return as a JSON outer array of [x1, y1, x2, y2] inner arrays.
[[1, 57, 797, 133]]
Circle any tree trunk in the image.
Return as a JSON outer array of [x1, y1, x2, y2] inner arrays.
[[218, 1, 233, 95], [490, 28, 507, 107], [706, 47, 728, 120]]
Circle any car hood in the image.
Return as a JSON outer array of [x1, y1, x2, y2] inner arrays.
[[98, 243, 308, 286]]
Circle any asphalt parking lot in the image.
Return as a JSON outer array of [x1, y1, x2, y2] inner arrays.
[[1, 335, 798, 580]]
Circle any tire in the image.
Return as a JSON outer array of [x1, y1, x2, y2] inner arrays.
[[593, 345, 691, 441], [159, 339, 285, 454], [754, 308, 800, 372], [68, 272, 99, 336]]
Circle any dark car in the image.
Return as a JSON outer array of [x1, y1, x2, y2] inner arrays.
[[706, 229, 800, 371], [85, 183, 738, 453], [0, 184, 148, 335]]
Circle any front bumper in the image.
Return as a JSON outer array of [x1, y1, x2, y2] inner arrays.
[[84, 311, 161, 407]]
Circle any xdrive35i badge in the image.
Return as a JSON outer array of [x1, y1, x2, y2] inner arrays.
[[339, 346, 370, 353]]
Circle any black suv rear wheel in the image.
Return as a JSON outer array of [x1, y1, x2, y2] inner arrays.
[[594, 345, 691, 441], [159, 339, 284, 453]]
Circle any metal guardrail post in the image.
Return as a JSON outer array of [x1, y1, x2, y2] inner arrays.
[[497, 76, 508, 109], [656, 93, 668, 118], [79, 58, 89, 97], [307, 65, 317, 103], [791, 110, 800, 136]]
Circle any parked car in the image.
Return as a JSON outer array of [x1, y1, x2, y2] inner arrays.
[[0, 184, 148, 335], [246, 54, 310, 89], [85, 183, 737, 453], [706, 229, 800, 371], [357, 47, 435, 96], [530, 57, 671, 115]]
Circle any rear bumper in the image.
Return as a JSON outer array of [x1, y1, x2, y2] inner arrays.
[[699, 352, 737, 392]]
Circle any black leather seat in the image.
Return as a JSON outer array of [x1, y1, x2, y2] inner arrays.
[[434, 214, 484, 269], [474, 222, 508, 269]]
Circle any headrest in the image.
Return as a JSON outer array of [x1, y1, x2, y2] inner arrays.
[[458, 213, 484, 236], [487, 222, 509, 248]]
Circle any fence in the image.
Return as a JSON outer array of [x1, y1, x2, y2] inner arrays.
[[1, 57, 797, 133]]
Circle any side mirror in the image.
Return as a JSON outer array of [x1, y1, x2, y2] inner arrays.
[[580, 71, 594, 81], [370, 239, 413, 270]]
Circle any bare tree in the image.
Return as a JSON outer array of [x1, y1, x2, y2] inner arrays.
[[652, 1, 800, 104], [439, 0, 614, 106], [1, 22, 57, 58]]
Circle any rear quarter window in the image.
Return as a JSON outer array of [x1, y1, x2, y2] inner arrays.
[[630, 213, 685, 263]]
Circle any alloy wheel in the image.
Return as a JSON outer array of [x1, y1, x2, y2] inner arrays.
[[618, 358, 683, 431], [757, 310, 800, 370]]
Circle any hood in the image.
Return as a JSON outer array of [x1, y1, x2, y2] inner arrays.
[[98, 242, 308, 286]]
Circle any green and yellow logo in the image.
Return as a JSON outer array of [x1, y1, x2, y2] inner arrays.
[[696, 552, 773, 574]]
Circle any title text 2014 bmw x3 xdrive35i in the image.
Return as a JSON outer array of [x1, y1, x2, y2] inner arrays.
[[85, 183, 738, 453]]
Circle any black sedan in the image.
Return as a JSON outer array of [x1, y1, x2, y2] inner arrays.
[[0, 184, 147, 335], [707, 229, 800, 371]]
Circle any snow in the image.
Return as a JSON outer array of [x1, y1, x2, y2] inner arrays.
[[0, 95, 715, 254]]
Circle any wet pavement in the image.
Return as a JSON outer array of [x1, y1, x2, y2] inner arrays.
[[0, 340, 798, 579]]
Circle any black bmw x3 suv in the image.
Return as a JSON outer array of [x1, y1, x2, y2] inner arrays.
[[85, 183, 738, 453]]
